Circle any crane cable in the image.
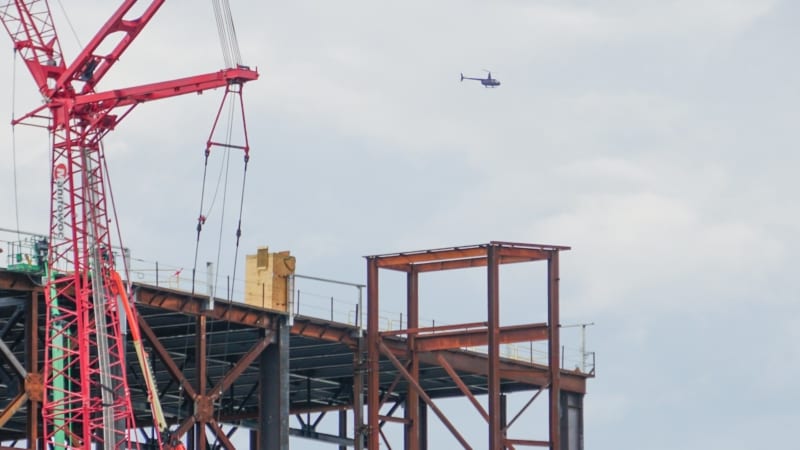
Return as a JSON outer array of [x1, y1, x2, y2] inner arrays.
[[213, 101, 250, 441], [9, 49, 23, 240], [212, 0, 242, 68], [192, 0, 246, 293], [190, 86, 250, 445], [54, 0, 82, 49], [191, 116, 231, 295]]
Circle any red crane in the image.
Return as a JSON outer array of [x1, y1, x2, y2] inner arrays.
[[0, 1, 257, 448]]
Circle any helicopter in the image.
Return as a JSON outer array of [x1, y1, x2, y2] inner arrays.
[[460, 70, 501, 88]]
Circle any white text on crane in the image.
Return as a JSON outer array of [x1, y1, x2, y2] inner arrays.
[[54, 163, 67, 240]]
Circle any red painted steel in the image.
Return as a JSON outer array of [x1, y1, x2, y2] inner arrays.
[[0, 1, 257, 448]]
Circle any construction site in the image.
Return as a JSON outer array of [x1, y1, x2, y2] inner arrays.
[[0, 1, 593, 449]]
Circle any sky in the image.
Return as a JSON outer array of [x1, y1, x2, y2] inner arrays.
[[1, 0, 799, 449]]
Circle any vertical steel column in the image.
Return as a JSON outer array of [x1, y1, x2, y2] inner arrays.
[[547, 252, 561, 450], [196, 315, 207, 450], [500, 394, 507, 450], [26, 291, 39, 450], [559, 392, 583, 450], [366, 257, 380, 450], [419, 401, 428, 450], [488, 244, 502, 450], [339, 409, 348, 450], [249, 429, 258, 450], [405, 267, 420, 450], [260, 317, 289, 450], [353, 335, 364, 450]]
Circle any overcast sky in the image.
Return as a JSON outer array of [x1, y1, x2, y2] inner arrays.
[[1, 0, 798, 448]]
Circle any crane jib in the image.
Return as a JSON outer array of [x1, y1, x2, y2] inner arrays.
[[0, 1, 258, 448]]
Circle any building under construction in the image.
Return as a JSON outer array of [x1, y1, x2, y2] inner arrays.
[[0, 240, 593, 449], [0, 2, 593, 448]]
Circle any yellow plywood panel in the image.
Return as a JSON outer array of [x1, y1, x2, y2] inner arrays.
[[244, 246, 295, 312]]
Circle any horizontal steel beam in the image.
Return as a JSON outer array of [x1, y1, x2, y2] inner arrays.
[[291, 319, 358, 347], [413, 323, 548, 352], [0, 269, 41, 291], [368, 242, 570, 272], [290, 428, 354, 446], [133, 283, 277, 328]]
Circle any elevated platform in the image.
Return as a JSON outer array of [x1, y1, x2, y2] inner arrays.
[[0, 241, 592, 449]]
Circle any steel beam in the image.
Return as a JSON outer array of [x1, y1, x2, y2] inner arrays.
[[353, 334, 365, 450], [366, 257, 380, 450], [419, 401, 428, 450], [196, 315, 208, 450], [373, 246, 488, 269], [0, 269, 40, 290], [289, 428, 355, 446], [133, 284, 274, 328], [259, 317, 289, 450], [405, 267, 420, 450], [0, 392, 27, 428], [291, 319, 357, 347], [0, 339, 26, 378], [548, 252, 561, 450], [338, 409, 348, 450], [507, 438, 549, 447], [380, 337, 587, 393], [25, 291, 39, 450], [207, 420, 236, 450], [505, 383, 549, 432], [138, 314, 198, 399], [413, 323, 548, 352], [435, 353, 488, 422], [378, 340, 472, 449], [208, 333, 271, 402], [488, 244, 502, 450]]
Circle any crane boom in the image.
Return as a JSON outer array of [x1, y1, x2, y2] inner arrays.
[[0, 0, 65, 95], [0, 1, 258, 448], [56, 0, 166, 95]]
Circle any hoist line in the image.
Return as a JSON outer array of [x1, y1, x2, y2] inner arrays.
[[212, 0, 232, 68], [175, 315, 193, 428], [55, 0, 82, 49], [213, 166, 248, 440], [100, 140, 131, 286], [211, 93, 238, 301], [212, 0, 243, 68], [192, 152, 211, 296], [209, 90, 244, 431], [211, 139, 231, 302], [193, 87, 244, 298], [10, 49, 21, 239], [191, 88, 250, 431], [221, 0, 242, 66], [230, 158, 248, 295]]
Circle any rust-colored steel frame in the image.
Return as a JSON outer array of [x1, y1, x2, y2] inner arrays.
[[1, 242, 588, 449], [0, 285, 42, 448], [0, 273, 285, 449], [366, 241, 570, 450]]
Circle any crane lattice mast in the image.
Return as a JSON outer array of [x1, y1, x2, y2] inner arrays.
[[0, 1, 257, 448]]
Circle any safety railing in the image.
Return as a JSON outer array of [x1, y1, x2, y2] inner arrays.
[[0, 228, 595, 374]]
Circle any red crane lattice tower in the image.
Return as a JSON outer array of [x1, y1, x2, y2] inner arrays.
[[0, 1, 257, 448]]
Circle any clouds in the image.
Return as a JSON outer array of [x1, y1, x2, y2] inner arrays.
[[1, 1, 799, 448]]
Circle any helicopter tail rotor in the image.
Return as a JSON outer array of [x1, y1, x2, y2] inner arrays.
[[460, 72, 464, 82]]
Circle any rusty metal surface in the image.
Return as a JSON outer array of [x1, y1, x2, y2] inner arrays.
[[365, 242, 583, 450], [0, 263, 590, 447]]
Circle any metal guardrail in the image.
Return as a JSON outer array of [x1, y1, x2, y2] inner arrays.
[[0, 228, 595, 375]]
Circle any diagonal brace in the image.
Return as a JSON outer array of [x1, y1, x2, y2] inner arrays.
[[378, 340, 473, 450]]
